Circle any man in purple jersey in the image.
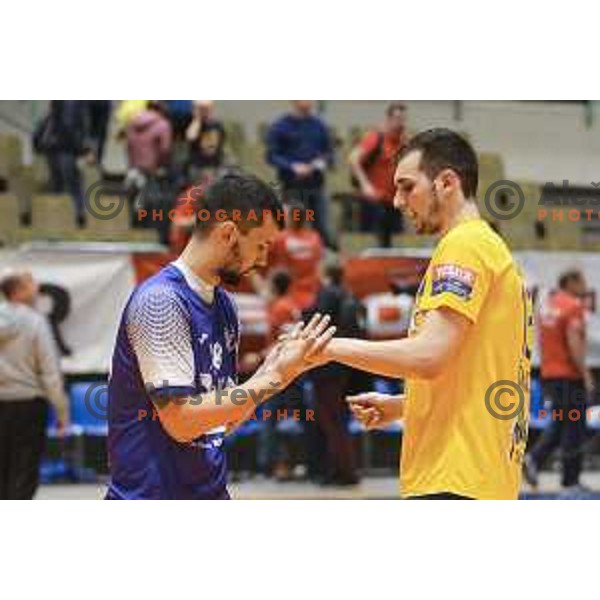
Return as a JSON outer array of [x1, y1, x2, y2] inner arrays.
[[107, 172, 335, 499]]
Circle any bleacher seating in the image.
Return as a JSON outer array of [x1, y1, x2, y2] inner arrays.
[[2, 116, 600, 252], [85, 195, 131, 239], [0, 133, 23, 179], [0, 193, 20, 246], [31, 193, 76, 237], [478, 152, 505, 182]]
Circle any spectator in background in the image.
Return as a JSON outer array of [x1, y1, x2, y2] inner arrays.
[[85, 100, 112, 167], [166, 100, 194, 140], [268, 270, 302, 343], [266, 101, 337, 250], [126, 101, 173, 176], [185, 100, 227, 182], [267, 199, 324, 311], [348, 102, 408, 247], [310, 262, 363, 486], [125, 101, 174, 240], [258, 270, 303, 480], [33, 100, 92, 226], [525, 269, 595, 496], [0, 271, 68, 499], [115, 100, 148, 137]]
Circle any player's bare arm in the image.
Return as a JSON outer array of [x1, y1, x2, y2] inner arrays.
[[321, 307, 471, 380], [155, 314, 335, 442], [223, 314, 334, 433], [348, 145, 376, 198]]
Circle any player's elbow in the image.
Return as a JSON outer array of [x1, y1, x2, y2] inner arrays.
[[155, 401, 210, 443], [161, 420, 196, 443], [157, 413, 194, 443], [413, 353, 447, 380]]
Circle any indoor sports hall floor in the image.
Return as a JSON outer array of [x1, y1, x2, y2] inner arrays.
[[36, 473, 600, 500]]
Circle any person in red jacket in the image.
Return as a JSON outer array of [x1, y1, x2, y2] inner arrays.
[[525, 269, 595, 495], [348, 102, 409, 247]]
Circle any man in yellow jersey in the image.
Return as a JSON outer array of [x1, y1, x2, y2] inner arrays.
[[319, 128, 533, 499]]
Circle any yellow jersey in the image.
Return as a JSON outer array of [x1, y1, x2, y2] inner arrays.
[[401, 218, 532, 500]]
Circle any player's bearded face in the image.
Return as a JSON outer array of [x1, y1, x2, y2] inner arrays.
[[218, 236, 244, 285], [218, 218, 276, 285], [415, 181, 444, 235], [394, 151, 443, 235], [394, 175, 444, 235]]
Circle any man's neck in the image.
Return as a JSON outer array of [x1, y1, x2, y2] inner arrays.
[[179, 240, 221, 287], [441, 200, 480, 236]]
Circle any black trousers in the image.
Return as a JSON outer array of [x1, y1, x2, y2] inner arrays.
[[311, 364, 358, 482], [360, 201, 403, 248], [0, 399, 48, 499], [530, 378, 588, 487], [46, 152, 83, 219]]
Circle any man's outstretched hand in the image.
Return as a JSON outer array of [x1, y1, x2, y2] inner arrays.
[[257, 313, 336, 383]]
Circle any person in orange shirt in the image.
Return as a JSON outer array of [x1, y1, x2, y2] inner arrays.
[[348, 102, 408, 247], [268, 271, 302, 344], [268, 199, 324, 311], [525, 270, 595, 494]]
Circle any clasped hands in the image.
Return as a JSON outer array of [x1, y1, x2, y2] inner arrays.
[[256, 313, 336, 384]]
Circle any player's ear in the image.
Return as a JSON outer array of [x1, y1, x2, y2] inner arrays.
[[218, 221, 238, 248], [439, 168, 459, 193]]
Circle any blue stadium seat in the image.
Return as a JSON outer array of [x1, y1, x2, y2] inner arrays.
[[348, 417, 364, 436], [45, 402, 60, 437], [529, 377, 551, 430], [69, 382, 109, 436], [227, 404, 265, 440]]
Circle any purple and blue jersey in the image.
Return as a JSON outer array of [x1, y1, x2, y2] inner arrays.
[[106, 260, 239, 499]]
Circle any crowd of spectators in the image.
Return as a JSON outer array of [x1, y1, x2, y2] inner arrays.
[[32, 100, 410, 245]]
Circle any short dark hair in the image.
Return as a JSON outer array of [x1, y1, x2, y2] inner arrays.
[[398, 128, 479, 198], [192, 170, 285, 235], [0, 271, 26, 300], [386, 102, 406, 117], [271, 270, 292, 296], [558, 269, 584, 290]]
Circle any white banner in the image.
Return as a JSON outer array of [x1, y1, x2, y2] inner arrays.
[[0, 246, 135, 373]]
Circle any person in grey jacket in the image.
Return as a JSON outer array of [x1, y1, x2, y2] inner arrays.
[[0, 270, 69, 499]]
